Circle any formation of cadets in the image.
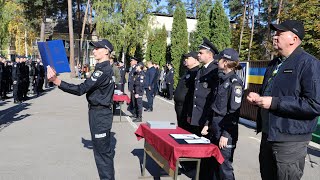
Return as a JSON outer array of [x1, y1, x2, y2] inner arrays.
[[0, 55, 45, 104]]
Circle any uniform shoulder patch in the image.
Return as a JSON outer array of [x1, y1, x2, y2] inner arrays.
[[234, 85, 242, 96], [91, 70, 103, 81], [92, 70, 103, 78]]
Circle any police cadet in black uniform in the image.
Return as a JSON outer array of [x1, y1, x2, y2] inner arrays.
[[12, 55, 21, 104], [35, 58, 45, 96], [205, 48, 243, 180], [127, 57, 139, 116], [132, 62, 145, 122], [190, 38, 219, 135], [117, 61, 126, 92], [189, 38, 219, 180], [47, 39, 115, 180], [19, 56, 29, 101], [174, 51, 199, 131], [165, 62, 174, 100]]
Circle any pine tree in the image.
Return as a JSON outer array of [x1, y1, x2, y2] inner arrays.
[[170, 2, 188, 87], [209, 0, 231, 51], [281, 0, 320, 59], [190, 2, 211, 51]]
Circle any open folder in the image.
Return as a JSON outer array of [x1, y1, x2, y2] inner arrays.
[[170, 134, 211, 144]]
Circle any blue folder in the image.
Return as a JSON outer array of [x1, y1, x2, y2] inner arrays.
[[37, 40, 71, 73]]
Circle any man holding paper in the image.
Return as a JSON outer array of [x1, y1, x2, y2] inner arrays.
[[47, 39, 115, 180]]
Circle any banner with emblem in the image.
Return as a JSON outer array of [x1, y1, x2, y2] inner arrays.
[[37, 40, 70, 73]]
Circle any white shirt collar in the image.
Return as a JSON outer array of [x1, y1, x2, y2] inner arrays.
[[203, 60, 213, 68]]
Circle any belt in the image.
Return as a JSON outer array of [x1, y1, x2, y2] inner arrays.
[[88, 104, 112, 109]]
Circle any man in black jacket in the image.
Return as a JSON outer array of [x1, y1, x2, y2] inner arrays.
[[247, 20, 320, 180], [174, 51, 199, 131], [144, 61, 156, 112]]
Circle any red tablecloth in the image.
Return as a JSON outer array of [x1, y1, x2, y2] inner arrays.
[[135, 124, 224, 171], [113, 94, 130, 104]]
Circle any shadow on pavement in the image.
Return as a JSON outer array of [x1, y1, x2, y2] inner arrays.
[[131, 148, 173, 180], [0, 103, 31, 132]]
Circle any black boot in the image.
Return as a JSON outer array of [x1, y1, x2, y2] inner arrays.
[[129, 114, 137, 118], [133, 117, 142, 122]]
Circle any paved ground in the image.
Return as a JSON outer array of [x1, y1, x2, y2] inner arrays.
[[0, 77, 319, 180]]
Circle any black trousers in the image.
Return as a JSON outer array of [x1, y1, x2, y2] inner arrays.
[[259, 133, 308, 180], [167, 83, 173, 100], [134, 97, 143, 117], [128, 91, 136, 114], [174, 104, 190, 131], [145, 88, 154, 110], [13, 81, 20, 101], [89, 107, 114, 180]]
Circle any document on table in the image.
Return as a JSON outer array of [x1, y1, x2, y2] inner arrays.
[[170, 134, 201, 139], [185, 137, 211, 144]]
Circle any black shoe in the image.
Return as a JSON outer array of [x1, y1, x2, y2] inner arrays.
[[14, 100, 21, 104], [144, 108, 149, 112], [133, 117, 142, 122], [129, 114, 137, 118]]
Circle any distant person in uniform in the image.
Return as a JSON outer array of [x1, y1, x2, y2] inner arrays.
[[144, 61, 156, 112], [203, 48, 243, 180], [132, 62, 145, 122], [12, 55, 21, 104], [110, 52, 120, 89], [117, 61, 126, 92], [153, 63, 160, 96], [47, 39, 116, 180], [127, 57, 139, 117], [165, 62, 174, 100], [247, 20, 320, 180], [174, 51, 199, 131]]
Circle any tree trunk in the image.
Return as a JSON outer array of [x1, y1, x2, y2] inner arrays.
[[238, 0, 247, 55], [68, 0, 76, 78], [276, 0, 283, 23], [80, 0, 90, 66], [40, 17, 46, 42], [248, 0, 255, 61]]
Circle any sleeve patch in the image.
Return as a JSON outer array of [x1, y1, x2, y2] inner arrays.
[[92, 70, 103, 79], [234, 86, 242, 96], [235, 96, 242, 103]]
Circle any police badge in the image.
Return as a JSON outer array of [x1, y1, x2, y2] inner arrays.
[[203, 82, 208, 88]]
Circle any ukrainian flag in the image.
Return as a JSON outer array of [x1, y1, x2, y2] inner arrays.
[[248, 68, 266, 84]]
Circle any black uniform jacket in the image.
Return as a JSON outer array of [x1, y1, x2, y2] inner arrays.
[[59, 61, 115, 107], [12, 62, 20, 82], [191, 61, 218, 126], [174, 66, 199, 114], [211, 71, 243, 142], [119, 66, 126, 84], [165, 68, 174, 84], [128, 65, 136, 91], [257, 47, 320, 142], [133, 71, 145, 97]]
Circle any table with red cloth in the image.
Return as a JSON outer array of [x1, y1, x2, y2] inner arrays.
[[135, 123, 224, 180], [113, 94, 130, 104], [113, 94, 130, 121]]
